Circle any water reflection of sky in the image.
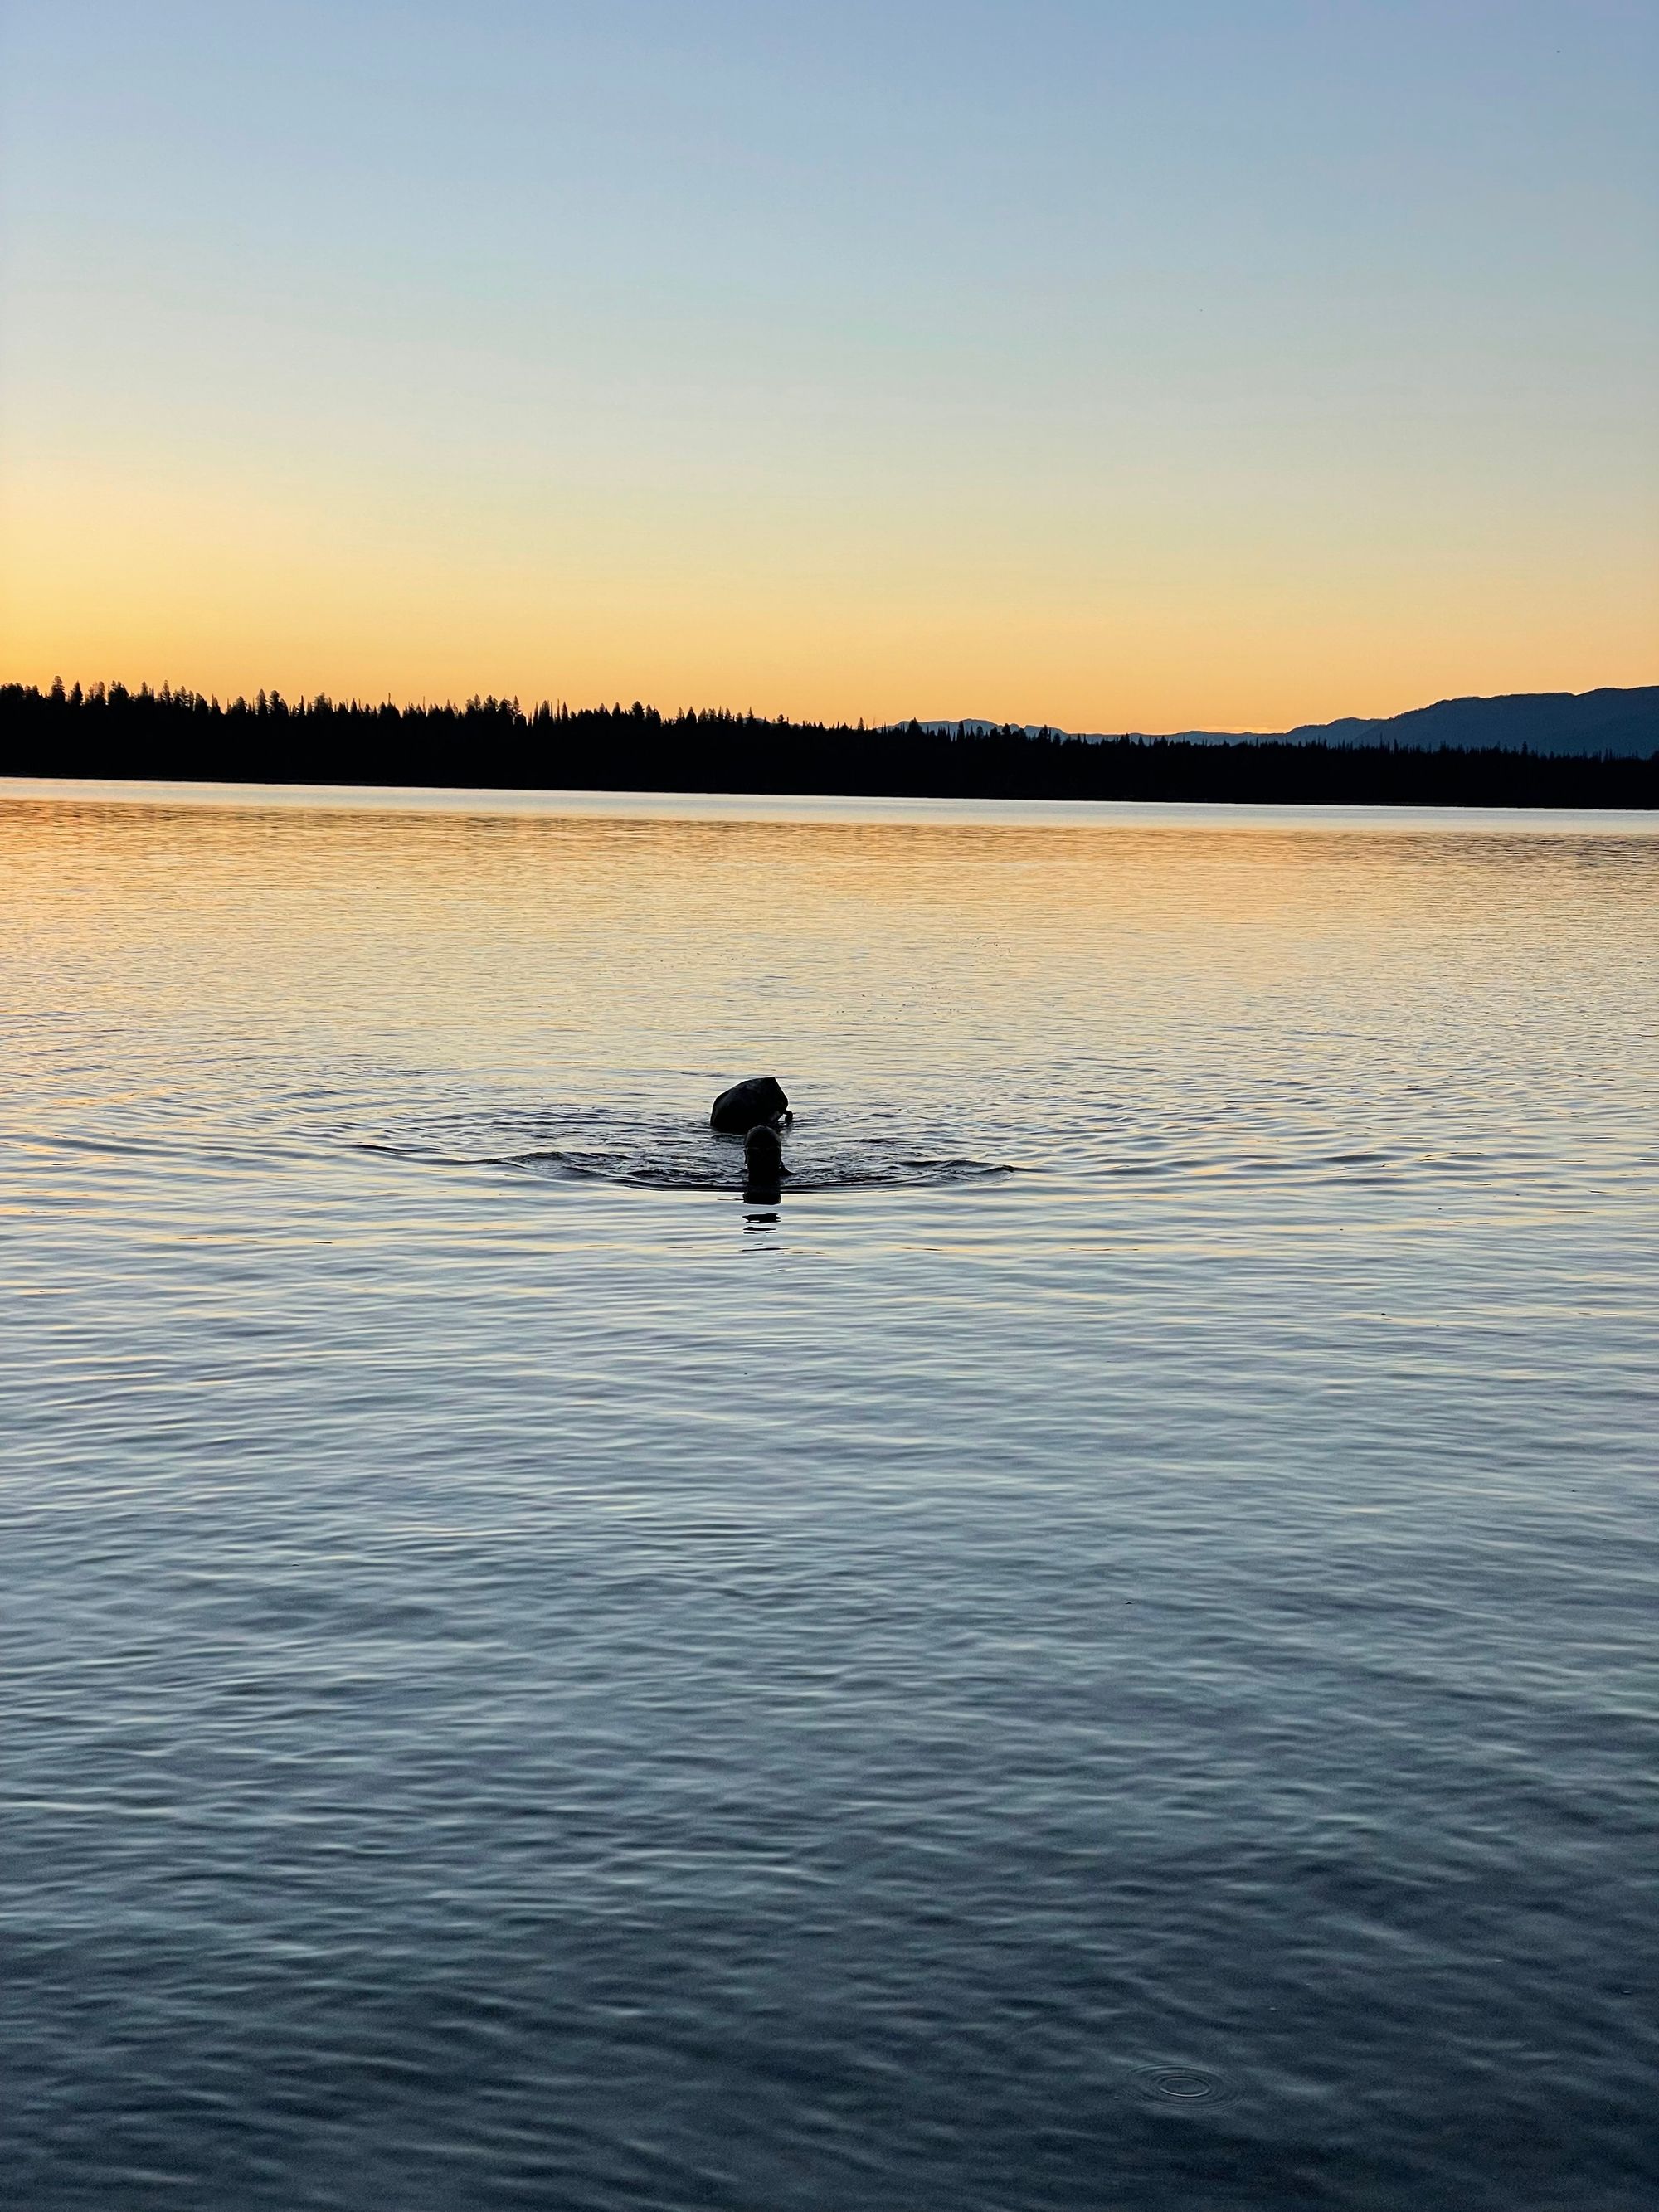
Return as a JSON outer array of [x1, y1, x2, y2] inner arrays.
[[3, 787, 1657, 2212]]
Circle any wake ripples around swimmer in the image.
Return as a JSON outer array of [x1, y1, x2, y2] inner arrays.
[[359, 1103, 1010, 1194]]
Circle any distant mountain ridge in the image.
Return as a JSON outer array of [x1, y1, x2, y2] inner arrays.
[[916, 686, 1659, 758]]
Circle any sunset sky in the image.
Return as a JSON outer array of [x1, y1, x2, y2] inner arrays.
[[2, 0, 1654, 732]]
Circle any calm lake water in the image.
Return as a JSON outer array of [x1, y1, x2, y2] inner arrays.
[[3, 782, 1656, 2212]]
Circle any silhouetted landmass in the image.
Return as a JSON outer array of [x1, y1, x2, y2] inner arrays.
[[924, 685, 1659, 757], [2, 680, 1655, 808], [1241, 684, 1657, 756]]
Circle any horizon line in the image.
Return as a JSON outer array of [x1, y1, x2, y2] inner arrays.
[[7, 674, 1656, 745]]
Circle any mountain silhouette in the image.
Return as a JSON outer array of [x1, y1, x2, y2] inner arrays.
[[916, 686, 1657, 757]]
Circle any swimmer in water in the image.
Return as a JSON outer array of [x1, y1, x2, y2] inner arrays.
[[743, 1120, 786, 1199]]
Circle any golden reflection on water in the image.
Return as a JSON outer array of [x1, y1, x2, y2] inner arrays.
[[5, 790, 1654, 1109]]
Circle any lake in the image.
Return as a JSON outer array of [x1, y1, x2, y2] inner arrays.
[[2, 782, 1655, 2211]]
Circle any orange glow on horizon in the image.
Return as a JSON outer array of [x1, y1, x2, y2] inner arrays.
[[4, 456, 1654, 736]]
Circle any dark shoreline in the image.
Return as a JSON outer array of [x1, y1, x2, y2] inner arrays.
[[5, 683, 1656, 809]]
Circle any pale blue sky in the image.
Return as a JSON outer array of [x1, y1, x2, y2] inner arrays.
[[3, 0, 1654, 725]]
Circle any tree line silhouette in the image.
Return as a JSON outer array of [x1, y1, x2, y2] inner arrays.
[[2, 679, 1654, 808]]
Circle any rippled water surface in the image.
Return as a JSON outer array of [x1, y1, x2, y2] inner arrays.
[[3, 784, 1656, 2211]]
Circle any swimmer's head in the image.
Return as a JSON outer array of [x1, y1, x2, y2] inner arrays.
[[743, 1122, 784, 1179]]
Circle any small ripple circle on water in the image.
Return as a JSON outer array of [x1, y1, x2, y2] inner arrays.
[[1128, 2066, 1235, 2107]]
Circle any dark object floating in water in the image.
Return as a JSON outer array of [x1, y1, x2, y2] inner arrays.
[[710, 1076, 790, 1133]]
